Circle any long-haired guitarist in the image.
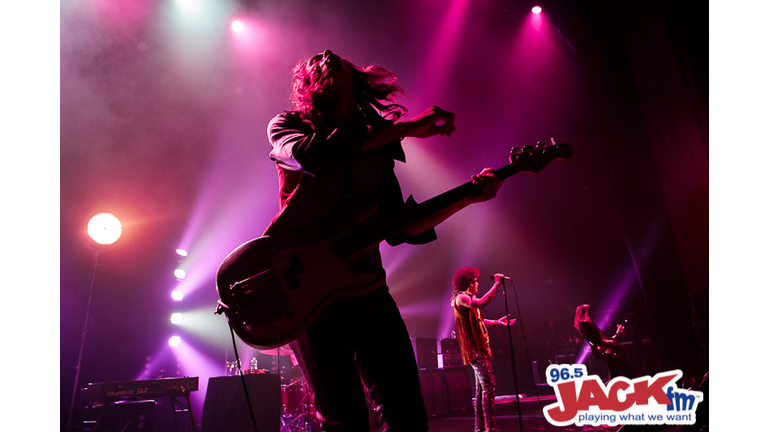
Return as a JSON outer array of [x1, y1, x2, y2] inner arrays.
[[265, 50, 503, 431], [574, 304, 634, 379]]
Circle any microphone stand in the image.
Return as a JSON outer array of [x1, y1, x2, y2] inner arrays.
[[499, 279, 524, 432]]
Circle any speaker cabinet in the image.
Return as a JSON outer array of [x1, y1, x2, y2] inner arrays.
[[442, 367, 472, 412], [415, 338, 438, 369], [201, 374, 281, 432], [418, 369, 447, 415], [440, 338, 463, 367]]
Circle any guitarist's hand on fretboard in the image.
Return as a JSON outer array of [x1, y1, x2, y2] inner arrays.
[[613, 324, 625, 339], [469, 167, 503, 203]]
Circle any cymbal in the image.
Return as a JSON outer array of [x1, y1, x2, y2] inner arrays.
[[258, 345, 293, 356]]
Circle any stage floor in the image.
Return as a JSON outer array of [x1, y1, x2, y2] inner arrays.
[[424, 395, 621, 432]]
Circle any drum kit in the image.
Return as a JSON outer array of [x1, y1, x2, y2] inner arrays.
[[258, 345, 317, 432]]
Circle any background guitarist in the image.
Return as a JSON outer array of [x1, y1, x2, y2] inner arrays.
[[265, 49, 503, 431], [574, 304, 634, 379]]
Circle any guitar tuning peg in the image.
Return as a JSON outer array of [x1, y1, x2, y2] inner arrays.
[[550, 137, 557, 146], [535, 141, 546, 148], [510, 146, 523, 155], [522, 144, 534, 151]]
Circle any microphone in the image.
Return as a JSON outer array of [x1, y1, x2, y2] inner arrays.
[[489, 275, 511, 280]]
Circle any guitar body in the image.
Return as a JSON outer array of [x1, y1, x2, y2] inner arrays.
[[597, 342, 622, 359], [596, 324, 625, 359], [216, 228, 386, 349]]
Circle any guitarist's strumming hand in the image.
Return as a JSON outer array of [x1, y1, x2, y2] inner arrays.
[[361, 105, 456, 151], [399, 105, 456, 138]]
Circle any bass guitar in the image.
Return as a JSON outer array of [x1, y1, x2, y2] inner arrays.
[[215, 140, 573, 349]]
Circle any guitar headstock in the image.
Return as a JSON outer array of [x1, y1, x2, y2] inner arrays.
[[509, 139, 573, 174]]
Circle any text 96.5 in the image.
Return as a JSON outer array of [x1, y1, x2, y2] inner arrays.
[[546, 364, 586, 385]]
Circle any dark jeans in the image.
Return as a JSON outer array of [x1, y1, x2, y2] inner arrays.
[[470, 357, 497, 432], [290, 286, 428, 432]]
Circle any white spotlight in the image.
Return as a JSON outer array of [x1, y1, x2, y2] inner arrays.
[[174, 269, 186, 280], [168, 336, 181, 347], [171, 290, 184, 301], [87, 213, 122, 245], [170, 313, 183, 325]]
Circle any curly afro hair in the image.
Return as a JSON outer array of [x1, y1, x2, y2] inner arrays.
[[452, 266, 480, 292]]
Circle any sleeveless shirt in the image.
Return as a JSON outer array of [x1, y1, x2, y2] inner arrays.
[[452, 298, 493, 365]]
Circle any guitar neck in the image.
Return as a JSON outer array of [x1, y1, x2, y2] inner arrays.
[[402, 162, 519, 228], [335, 163, 519, 257], [333, 142, 572, 257]]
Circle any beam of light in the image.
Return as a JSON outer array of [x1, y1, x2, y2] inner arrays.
[[413, 0, 471, 103], [93, 0, 155, 40], [228, 15, 272, 59], [398, 298, 447, 322], [575, 222, 662, 365], [522, 5, 576, 64], [383, 142, 467, 279], [530, 6, 544, 31], [169, 337, 229, 425], [160, 0, 231, 84], [87, 212, 123, 245], [171, 306, 235, 346], [136, 346, 175, 381], [174, 0, 201, 11], [172, 126, 279, 299]]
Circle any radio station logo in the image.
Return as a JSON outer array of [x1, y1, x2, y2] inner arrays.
[[542, 364, 703, 427]]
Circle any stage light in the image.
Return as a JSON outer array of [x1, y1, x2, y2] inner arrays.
[[171, 290, 184, 301], [170, 313, 183, 325], [231, 20, 244, 33], [176, 249, 188, 257], [174, 268, 186, 280], [87, 212, 122, 245], [168, 336, 182, 347], [532, 6, 542, 14]]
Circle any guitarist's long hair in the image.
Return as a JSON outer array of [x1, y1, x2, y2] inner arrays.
[[290, 54, 407, 125], [574, 304, 594, 329]]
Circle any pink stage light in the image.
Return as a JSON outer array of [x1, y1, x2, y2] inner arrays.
[[231, 20, 244, 33], [532, 6, 542, 14]]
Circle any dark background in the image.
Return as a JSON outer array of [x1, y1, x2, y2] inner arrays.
[[53, 0, 711, 430]]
